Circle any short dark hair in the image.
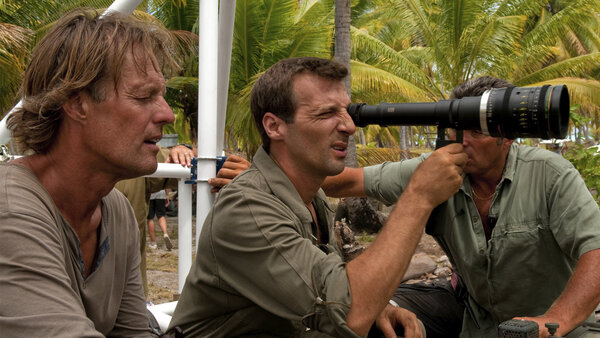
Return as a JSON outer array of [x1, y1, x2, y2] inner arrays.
[[450, 76, 512, 99], [7, 8, 178, 154], [250, 57, 348, 151]]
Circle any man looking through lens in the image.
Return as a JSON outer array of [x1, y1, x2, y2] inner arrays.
[[169, 57, 467, 337]]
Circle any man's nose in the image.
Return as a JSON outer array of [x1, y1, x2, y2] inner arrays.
[[156, 97, 175, 125], [339, 110, 356, 135]]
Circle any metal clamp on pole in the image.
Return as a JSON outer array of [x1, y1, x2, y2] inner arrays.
[[186, 156, 227, 184], [185, 157, 198, 184]]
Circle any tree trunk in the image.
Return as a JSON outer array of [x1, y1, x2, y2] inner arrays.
[[399, 126, 410, 160], [334, 0, 383, 234]]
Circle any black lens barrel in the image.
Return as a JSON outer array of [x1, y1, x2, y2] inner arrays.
[[347, 85, 569, 139]]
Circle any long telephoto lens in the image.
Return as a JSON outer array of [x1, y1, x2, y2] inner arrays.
[[347, 85, 569, 139]]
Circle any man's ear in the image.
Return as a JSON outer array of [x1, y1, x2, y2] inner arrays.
[[263, 112, 286, 141], [62, 94, 87, 124]]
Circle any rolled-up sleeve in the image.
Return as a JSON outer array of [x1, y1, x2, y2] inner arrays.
[[364, 156, 425, 206]]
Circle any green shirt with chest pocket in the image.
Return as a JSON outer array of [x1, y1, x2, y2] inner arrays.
[[364, 143, 600, 337]]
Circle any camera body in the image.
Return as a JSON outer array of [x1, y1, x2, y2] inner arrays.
[[498, 319, 539, 338], [498, 319, 600, 338]]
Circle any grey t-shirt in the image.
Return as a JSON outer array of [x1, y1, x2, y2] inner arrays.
[[0, 163, 153, 337]]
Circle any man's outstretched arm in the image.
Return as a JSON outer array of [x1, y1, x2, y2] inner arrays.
[[343, 143, 467, 336], [516, 248, 600, 337], [322, 167, 366, 198]]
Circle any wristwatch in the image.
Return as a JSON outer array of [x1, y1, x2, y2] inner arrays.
[[179, 143, 193, 150]]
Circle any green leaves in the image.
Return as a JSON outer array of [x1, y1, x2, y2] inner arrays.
[[564, 143, 600, 205]]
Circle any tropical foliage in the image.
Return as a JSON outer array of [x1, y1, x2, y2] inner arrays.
[[349, 0, 600, 149], [563, 143, 600, 205]]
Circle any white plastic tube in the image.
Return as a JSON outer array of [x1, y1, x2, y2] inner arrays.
[[101, 0, 143, 17], [217, 1, 236, 152], [147, 163, 192, 179], [147, 302, 175, 333], [195, 0, 219, 247], [177, 179, 193, 293], [0, 100, 21, 146], [145, 163, 193, 292]]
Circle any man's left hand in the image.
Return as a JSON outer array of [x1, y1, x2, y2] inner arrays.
[[167, 144, 196, 167], [375, 304, 423, 338]]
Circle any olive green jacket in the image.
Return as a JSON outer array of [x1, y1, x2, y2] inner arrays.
[[170, 147, 359, 337], [364, 143, 600, 337]]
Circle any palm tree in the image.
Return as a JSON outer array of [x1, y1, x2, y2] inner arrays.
[[0, 19, 30, 116]]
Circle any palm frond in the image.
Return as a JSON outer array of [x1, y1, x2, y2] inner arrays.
[[230, 0, 264, 88], [493, 0, 546, 18], [525, 77, 600, 108], [350, 60, 434, 104], [149, 0, 198, 32], [521, 0, 600, 49], [514, 52, 600, 84], [459, 15, 527, 82], [501, 45, 558, 79], [356, 146, 420, 167], [351, 26, 441, 98]]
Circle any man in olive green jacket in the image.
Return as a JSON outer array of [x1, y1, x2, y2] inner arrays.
[[169, 57, 468, 337]]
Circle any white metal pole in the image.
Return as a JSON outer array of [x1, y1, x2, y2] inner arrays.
[[216, 0, 236, 152], [145, 163, 193, 292], [177, 179, 193, 292], [147, 163, 192, 179], [196, 0, 219, 248], [102, 0, 143, 17], [0, 100, 20, 145]]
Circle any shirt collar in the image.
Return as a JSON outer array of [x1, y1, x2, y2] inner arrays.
[[252, 146, 325, 224], [501, 143, 518, 183]]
